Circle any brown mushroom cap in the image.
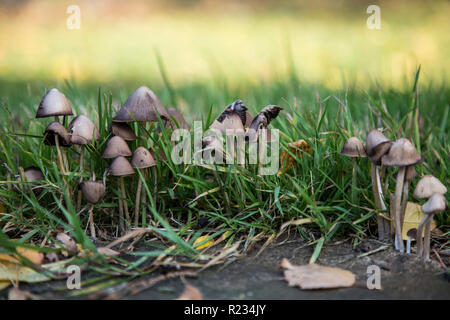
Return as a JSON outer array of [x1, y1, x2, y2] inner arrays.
[[112, 86, 169, 122], [406, 228, 417, 240], [111, 122, 137, 141], [22, 167, 44, 182], [80, 180, 105, 204], [108, 156, 135, 177], [244, 111, 253, 129], [68, 115, 100, 145], [167, 108, 190, 130], [131, 147, 156, 169], [210, 113, 245, 134], [102, 136, 132, 159], [381, 138, 423, 167], [340, 137, 367, 157], [36, 88, 73, 118], [394, 165, 418, 181], [366, 130, 392, 165], [413, 175, 447, 199], [44, 122, 72, 147], [421, 193, 447, 215]]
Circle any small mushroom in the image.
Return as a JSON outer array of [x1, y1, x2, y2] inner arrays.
[[382, 138, 423, 253], [113, 86, 169, 123], [413, 175, 447, 199], [340, 137, 366, 203], [131, 147, 156, 226], [420, 193, 447, 261], [111, 122, 138, 141], [406, 228, 417, 254], [15, 166, 44, 194], [366, 129, 393, 241], [166, 108, 190, 130], [102, 136, 132, 159], [43, 122, 71, 173], [36, 88, 73, 121], [80, 173, 106, 239], [107, 156, 134, 232], [399, 166, 418, 230], [69, 115, 100, 211]]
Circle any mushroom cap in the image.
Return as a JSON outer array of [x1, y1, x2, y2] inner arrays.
[[210, 113, 245, 134], [166, 108, 190, 130], [44, 121, 72, 147], [111, 122, 137, 141], [23, 167, 44, 182], [108, 156, 135, 177], [421, 193, 447, 215], [381, 138, 423, 167], [80, 180, 105, 204], [113, 86, 169, 122], [68, 115, 100, 145], [413, 174, 447, 198], [406, 228, 417, 240], [244, 111, 253, 129], [102, 136, 132, 159], [36, 88, 73, 118], [366, 130, 392, 164], [340, 137, 367, 157], [394, 165, 418, 181], [131, 147, 156, 169]]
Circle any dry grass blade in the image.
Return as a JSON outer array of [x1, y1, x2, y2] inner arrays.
[[105, 228, 152, 249], [199, 242, 240, 272]]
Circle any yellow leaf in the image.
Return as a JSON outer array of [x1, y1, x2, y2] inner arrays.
[[194, 235, 214, 250], [278, 139, 312, 176], [0, 247, 44, 266], [400, 202, 437, 240], [0, 280, 10, 291]]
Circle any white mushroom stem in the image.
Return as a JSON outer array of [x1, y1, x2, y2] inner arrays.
[[406, 237, 412, 254], [399, 177, 410, 229], [390, 194, 396, 248], [88, 203, 96, 239], [422, 214, 433, 262], [141, 171, 148, 225], [118, 183, 125, 233], [416, 214, 428, 257], [394, 167, 405, 253], [54, 136, 66, 174], [371, 163, 386, 240], [134, 174, 143, 226], [120, 177, 130, 227], [76, 146, 85, 212]]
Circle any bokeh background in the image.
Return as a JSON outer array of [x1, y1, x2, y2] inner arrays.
[[0, 0, 449, 92]]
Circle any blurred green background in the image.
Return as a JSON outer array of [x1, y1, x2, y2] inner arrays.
[[0, 0, 449, 92]]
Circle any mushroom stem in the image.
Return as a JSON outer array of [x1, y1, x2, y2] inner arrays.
[[416, 214, 428, 257], [390, 194, 396, 245], [54, 136, 66, 174], [152, 166, 157, 211], [371, 163, 385, 240], [76, 146, 85, 212], [88, 204, 96, 239], [134, 176, 143, 226], [406, 237, 412, 254], [400, 177, 410, 229], [422, 214, 433, 261], [141, 170, 148, 226], [394, 167, 405, 253], [120, 177, 130, 228]]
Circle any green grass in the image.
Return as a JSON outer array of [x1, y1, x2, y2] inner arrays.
[[0, 66, 449, 294]]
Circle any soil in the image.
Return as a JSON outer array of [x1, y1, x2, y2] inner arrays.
[[3, 237, 448, 300]]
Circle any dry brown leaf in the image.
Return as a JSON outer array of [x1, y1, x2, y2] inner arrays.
[[56, 233, 78, 255], [97, 247, 120, 256], [8, 287, 38, 300], [177, 283, 203, 300], [278, 139, 312, 175], [280, 258, 355, 290], [0, 247, 44, 266]]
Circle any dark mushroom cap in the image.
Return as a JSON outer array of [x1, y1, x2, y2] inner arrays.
[[44, 122, 72, 147], [366, 130, 392, 165], [245, 105, 282, 143], [381, 138, 423, 167], [131, 147, 156, 169], [107, 156, 135, 177], [413, 175, 447, 199], [210, 113, 245, 135], [113, 86, 169, 122], [80, 180, 105, 204], [111, 122, 137, 141], [340, 137, 367, 157], [22, 166, 44, 182], [406, 228, 417, 240], [421, 193, 447, 215], [36, 88, 73, 118], [68, 115, 100, 145], [167, 108, 190, 130], [102, 136, 132, 159]]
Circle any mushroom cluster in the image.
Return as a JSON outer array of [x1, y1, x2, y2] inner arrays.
[[340, 130, 448, 259]]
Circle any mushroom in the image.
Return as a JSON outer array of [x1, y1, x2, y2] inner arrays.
[[210, 100, 248, 133], [166, 108, 190, 130], [413, 175, 447, 258], [399, 166, 418, 230], [102, 136, 132, 159], [406, 228, 417, 254], [36, 88, 73, 122], [340, 137, 367, 203], [43, 122, 72, 173], [365, 129, 392, 240], [107, 156, 134, 232], [113, 86, 169, 123], [420, 193, 447, 261], [68, 115, 100, 211], [111, 122, 138, 141], [15, 166, 45, 194], [381, 138, 423, 253], [131, 147, 156, 226], [80, 173, 106, 239]]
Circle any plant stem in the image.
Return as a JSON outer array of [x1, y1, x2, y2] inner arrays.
[[416, 211, 428, 257], [400, 178, 410, 229], [422, 214, 433, 261], [141, 169, 148, 226], [371, 163, 385, 240], [134, 176, 142, 226], [89, 204, 96, 239], [120, 177, 130, 228], [394, 167, 405, 253], [76, 146, 85, 212], [118, 179, 125, 233], [54, 137, 65, 174]]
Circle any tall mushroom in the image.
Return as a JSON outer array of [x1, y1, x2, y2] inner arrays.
[[131, 147, 156, 226], [413, 175, 447, 257], [399, 166, 418, 229], [381, 138, 423, 253], [340, 137, 367, 199], [365, 129, 392, 240], [15, 166, 45, 195], [69, 115, 100, 211], [420, 193, 447, 261], [80, 174, 106, 239]]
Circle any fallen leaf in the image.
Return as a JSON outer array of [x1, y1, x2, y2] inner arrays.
[[401, 202, 437, 240], [280, 258, 355, 290], [97, 247, 120, 256], [8, 287, 38, 300], [0, 247, 44, 266], [56, 233, 78, 256], [194, 235, 214, 250], [0, 280, 11, 291], [177, 283, 203, 300], [278, 139, 312, 175]]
